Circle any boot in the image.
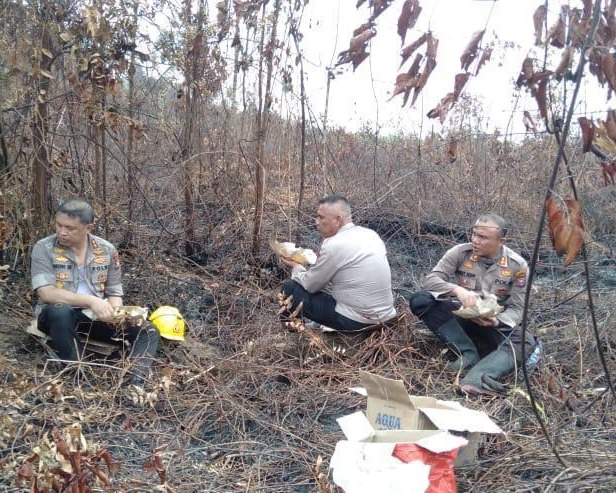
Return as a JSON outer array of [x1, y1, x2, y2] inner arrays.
[[126, 324, 160, 385], [433, 319, 479, 372], [460, 348, 515, 392]]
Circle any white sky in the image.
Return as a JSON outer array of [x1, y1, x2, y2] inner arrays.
[[297, 0, 612, 137]]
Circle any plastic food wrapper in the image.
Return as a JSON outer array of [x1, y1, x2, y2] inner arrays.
[[82, 305, 149, 324], [269, 239, 317, 266], [452, 295, 503, 319]]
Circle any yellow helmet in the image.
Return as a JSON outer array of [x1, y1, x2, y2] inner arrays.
[[149, 306, 185, 341]]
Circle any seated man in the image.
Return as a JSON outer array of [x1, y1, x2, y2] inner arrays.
[[408, 213, 536, 394], [30, 198, 159, 385], [280, 194, 396, 332]]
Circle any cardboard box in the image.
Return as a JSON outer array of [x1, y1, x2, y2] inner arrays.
[[355, 370, 504, 466], [332, 411, 468, 493]]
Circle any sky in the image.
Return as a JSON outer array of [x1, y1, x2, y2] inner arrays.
[[296, 0, 610, 137]]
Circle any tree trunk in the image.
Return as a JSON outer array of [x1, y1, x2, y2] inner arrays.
[[251, 0, 281, 257], [31, 22, 53, 227]]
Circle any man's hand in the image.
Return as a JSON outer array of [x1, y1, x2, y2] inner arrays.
[[473, 316, 499, 327], [279, 257, 302, 269], [451, 286, 478, 308], [89, 297, 117, 319]]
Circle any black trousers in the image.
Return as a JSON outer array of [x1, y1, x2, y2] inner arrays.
[[38, 303, 160, 382], [409, 291, 534, 362], [281, 280, 372, 332]]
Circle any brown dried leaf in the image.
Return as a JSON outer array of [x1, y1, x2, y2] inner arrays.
[[582, 0, 592, 19], [427, 92, 454, 123], [460, 30, 484, 71], [349, 28, 376, 52], [391, 73, 414, 99], [601, 52, 616, 93], [453, 73, 469, 102], [578, 117, 595, 152], [353, 22, 372, 37], [411, 57, 436, 106], [601, 162, 616, 185], [475, 47, 491, 76], [568, 8, 587, 48], [546, 196, 585, 265], [371, 0, 393, 19], [605, 111, 616, 142], [533, 5, 547, 45], [532, 75, 550, 119], [516, 57, 534, 87], [426, 32, 438, 59], [352, 49, 370, 71], [554, 46, 573, 78], [407, 53, 423, 78], [546, 16, 566, 48], [400, 32, 427, 67], [397, 0, 422, 45]]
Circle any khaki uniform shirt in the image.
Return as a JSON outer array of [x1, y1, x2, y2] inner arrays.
[[291, 223, 397, 324], [31, 233, 123, 313], [423, 243, 528, 328]]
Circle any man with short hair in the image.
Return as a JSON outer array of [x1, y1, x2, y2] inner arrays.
[[408, 213, 536, 394], [280, 194, 396, 332], [31, 198, 159, 385]]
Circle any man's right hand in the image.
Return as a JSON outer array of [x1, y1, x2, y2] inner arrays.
[[89, 297, 117, 319], [452, 286, 478, 308]]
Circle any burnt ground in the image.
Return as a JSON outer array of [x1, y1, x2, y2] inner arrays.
[[1, 218, 616, 492]]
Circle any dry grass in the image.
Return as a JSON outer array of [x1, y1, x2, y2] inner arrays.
[[1, 231, 615, 492]]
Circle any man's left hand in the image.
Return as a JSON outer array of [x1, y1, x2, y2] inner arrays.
[[279, 257, 302, 269], [474, 316, 499, 327]]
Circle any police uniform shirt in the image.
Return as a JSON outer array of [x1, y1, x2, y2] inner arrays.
[[423, 243, 528, 328], [31, 233, 123, 312], [291, 222, 397, 324]]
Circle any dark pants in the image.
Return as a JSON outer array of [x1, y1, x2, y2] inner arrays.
[[281, 280, 372, 332], [408, 291, 534, 361], [38, 303, 160, 383], [409, 291, 538, 389]]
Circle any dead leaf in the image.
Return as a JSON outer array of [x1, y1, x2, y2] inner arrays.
[[601, 52, 616, 93], [410, 56, 436, 106], [578, 117, 595, 152], [397, 0, 422, 45], [601, 162, 616, 185], [453, 73, 469, 102], [460, 30, 484, 71], [568, 8, 587, 48], [427, 92, 454, 123], [349, 27, 376, 52], [605, 110, 616, 142], [400, 32, 427, 68], [533, 74, 550, 119], [546, 14, 566, 48], [554, 46, 573, 79], [516, 57, 534, 87], [546, 196, 585, 266], [426, 32, 438, 59], [533, 5, 547, 45]]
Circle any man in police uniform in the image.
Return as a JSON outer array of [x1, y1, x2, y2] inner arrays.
[[31, 198, 159, 385], [408, 213, 536, 394], [280, 194, 396, 331]]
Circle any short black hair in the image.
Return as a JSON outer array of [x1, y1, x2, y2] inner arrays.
[[475, 213, 508, 237], [318, 194, 352, 218], [57, 198, 95, 225]]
